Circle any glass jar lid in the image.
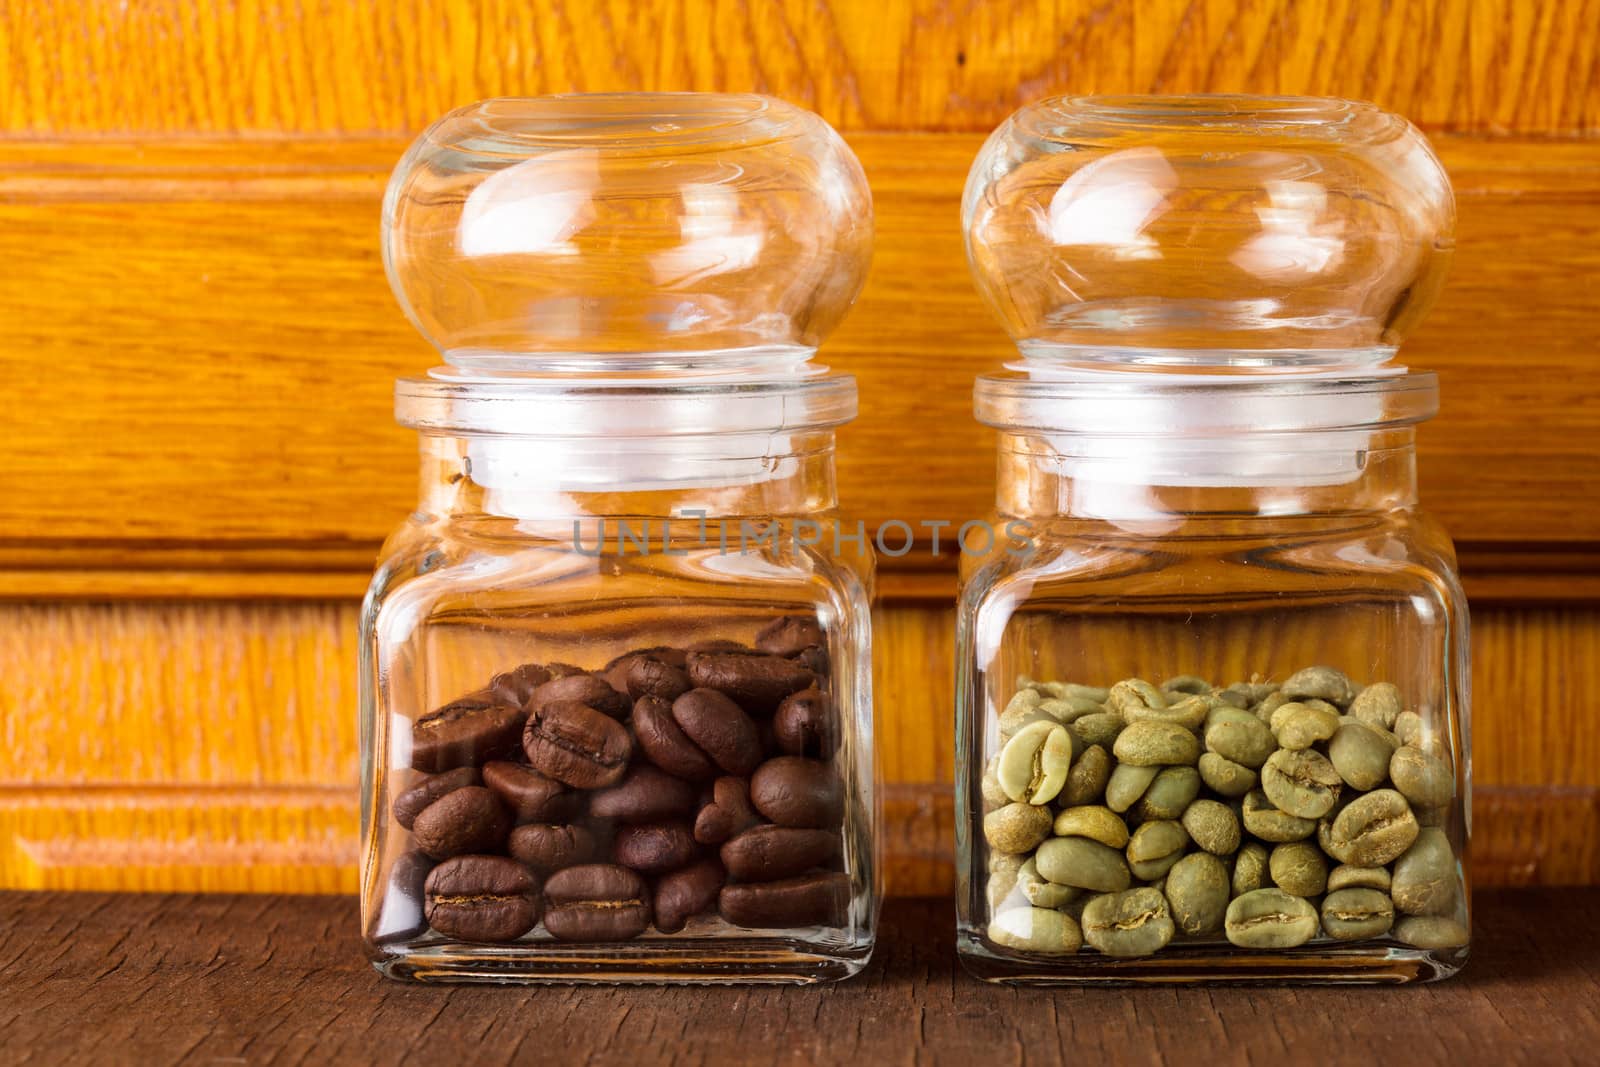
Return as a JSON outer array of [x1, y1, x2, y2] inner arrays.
[[383, 94, 873, 374], [963, 95, 1455, 372]]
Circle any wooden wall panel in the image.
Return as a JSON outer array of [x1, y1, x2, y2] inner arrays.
[[4, 1, 1598, 135], [2, 600, 1595, 894]]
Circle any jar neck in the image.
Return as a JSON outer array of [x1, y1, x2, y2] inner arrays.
[[995, 428, 1419, 519], [419, 430, 839, 521]]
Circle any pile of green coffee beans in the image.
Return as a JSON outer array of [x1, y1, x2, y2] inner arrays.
[[980, 667, 1469, 958]]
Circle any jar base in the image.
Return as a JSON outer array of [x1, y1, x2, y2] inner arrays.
[[958, 932, 1466, 985], [371, 936, 874, 985]]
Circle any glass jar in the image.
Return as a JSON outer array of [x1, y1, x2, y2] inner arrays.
[[360, 93, 879, 984], [955, 97, 1469, 984]]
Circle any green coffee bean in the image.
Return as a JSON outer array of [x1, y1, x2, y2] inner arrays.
[[1327, 864, 1391, 892], [1328, 719, 1398, 791], [1180, 799, 1241, 856], [1272, 702, 1341, 750], [1017, 856, 1080, 910], [1281, 665, 1357, 709], [983, 802, 1053, 854], [1107, 678, 1166, 718], [1070, 712, 1125, 750], [1394, 711, 1424, 751], [997, 720, 1073, 804], [1224, 889, 1319, 949], [1349, 682, 1403, 729], [980, 756, 1008, 811], [1390, 745, 1455, 810], [1035, 836, 1131, 892], [1251, 691, 1291, 725], [1242, 789, 1317, 842], [1203, 709, 1276, 769], [988, 905, 1083, 953], [1321, 888, 1395, 940], [1113, 721, 1200, 767], [1124, 694, 1213, 730], [1216, 681, 1276, 709], [1394, 915, 1469, 949], [1165, 852, 1230, 936], [1105, 763, 1159, 813], [1133, 766, 1201, 821], [1329, 789, 1419, 867], [1198, 752, 1257, 797], [1261, 749, 1343, 819], [1052, 805, 1129, 849], [1392, 827, 1458, 916], [1126, 820, 1189, 881], [1081, 888, 1174, 957], [1232, 842, 1270, 897], [1269, 841, 1328, 896], [1162, 675, 1212, 696], [1060, 744, 1111, 806], [986, 850, 1025, 910]]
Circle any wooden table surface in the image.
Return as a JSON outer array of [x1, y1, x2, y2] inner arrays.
[[2, 889, 1594, 1066]]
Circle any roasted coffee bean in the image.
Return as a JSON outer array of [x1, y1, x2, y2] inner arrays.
[[1113, 721, 1200, 767], [633, 696, 719, 781], [1280, 665, 1356, 709], [672, 689, 763, 777], [1321, 888, 1395, 940], [600, 647, 687, 694], [750, 757, 844, 828], [1125, 820, 1189, 881], [984, 802, 1053, 854], [686, 651, 814, 715], [523, 700, 633, 789], [1261, 749, 1343, 819], [693, 776, 762, 845], [412, 786, 511, 860], [1329, 789, 1419, 867], [393, 767, 480, 830], [543, 864, 652, 941], [1224, 889, 1319, 949], [481, 761, 580, 824], [687, 639, 752, 654], [1061, 744, 1111, 806], [755, 615, 826, 657], [544, 662, 588, 678], [527, 674, 630, 720], [1052, 805, 1129, 849], [1241, 789, 1317, 842], [721, 826, 840, 881], [507, 822, 596, 875], [987, 906, 1083, 954], [371, 850, 435, 944], [791, 645, 831, 678], [411, 697, 527, 772], [773, 688, 839, 758], [489, 663, 553, 707], [653, 857, 726, 934], [1081, 888, 1174, 957], [1035, 836, 1131, 892], [589, 764, 698, 823], [1392, 827, 1458, 916], [1269, 841, 1328, 897], [424, 855, 541, 943], [613, 821, 698, 874], [718, 871, 849, 928], [1166, 852, 1230, 936], [625, 656, 693, 702]]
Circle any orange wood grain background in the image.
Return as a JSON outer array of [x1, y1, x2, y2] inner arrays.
[[2, 0, 1599, 893]]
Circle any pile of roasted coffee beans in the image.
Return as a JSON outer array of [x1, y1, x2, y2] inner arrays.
[[374, 616, 853, 945], [981, 667, 1469, 958]]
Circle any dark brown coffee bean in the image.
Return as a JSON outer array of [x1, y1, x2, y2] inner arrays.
[[424, 855, 541, 943], [489, 663, 552, 707], [721, 826, 840, 882], [599, 647, 687, 692], [589, 764, 698, 823], [370, 850, 434, 944], [755, 616, 826, 657], [412, 786, 511, 860], [719, 871, 849, 928], [687, 639, 752, 654], [693, 776, 762, 845], [543, 864, 651, 941], [652, 858, 726, 934], [508, 822, 597, 875], [544, 662, 587, 678], [392, 767, 480, 830], [613, 821, 698, 874], [526, 674, 630, 720], [480, 761, 581, 823], [625, 656, 693, 702], [523, 700, 633, 789], [750, 757, 845, 829], [791, 645, 831, 678], [672, 689, 762, 776], [411, 697, 527, 772], [632, 696, 719, 781], [773, 688, 839, 758], [687, 652, 814, 715]]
